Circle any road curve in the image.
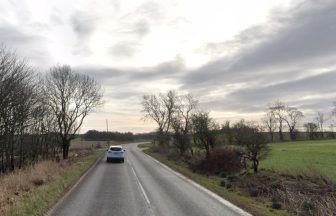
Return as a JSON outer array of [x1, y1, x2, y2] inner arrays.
[[47, 143, 251, 216]]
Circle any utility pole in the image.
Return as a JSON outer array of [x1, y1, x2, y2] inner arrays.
[[106, 119, 109, 132], [106, 119, 110, 146]]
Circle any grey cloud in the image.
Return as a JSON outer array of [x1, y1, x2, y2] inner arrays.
[[119, 1, 163, 38], [177, 0, 336, 121], [71, 11, 96, 37], [201, 71, 336, 115], [0, 25, 51, 67], [133, 20, 150, 37], [227, 71, 336, 105], [77, 67, 125, 82], [71, 11, 97, 55], [77, 56, 185, 87], [109, 42, 138, 57], [184, 0, 336, 87]]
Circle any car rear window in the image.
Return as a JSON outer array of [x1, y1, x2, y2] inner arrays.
[[110, 147, 122, 151]]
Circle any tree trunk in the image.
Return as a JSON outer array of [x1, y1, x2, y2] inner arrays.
[[279, 122, 284, 141], [289, 130, 296, 141], [62, 140, 70, 159], [269, 131, 274, 142], [253, 159, 259, 173], [205, 144, 210, 160]]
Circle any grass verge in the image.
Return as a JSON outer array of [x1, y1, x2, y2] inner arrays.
[[143, 149, 293, 216], [4, 149, 105, 216]]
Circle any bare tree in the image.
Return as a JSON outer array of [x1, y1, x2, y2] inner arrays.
[[262, 111, 277, 142], [43, 65, 103, 159], [315, 111, 327, 137], [304, 122, 319, 140], [269, 101, 287, 141], [142, 90, 177, 150], [284, 107, 304, 141], [221, 121, 234, 145], [0, 46, 37, 171], [171, 94, 198, 156]]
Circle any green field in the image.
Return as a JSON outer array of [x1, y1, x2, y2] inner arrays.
[[261, 139, 336, 181]]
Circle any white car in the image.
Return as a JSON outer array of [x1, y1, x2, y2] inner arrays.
[[106, 145, 125, 163]]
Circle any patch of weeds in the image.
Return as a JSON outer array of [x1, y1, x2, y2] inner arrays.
[[271, 197, 282, 210], [227, 174, 239, 182], [249, 188, 260, 197], [220, 180, 226, 187], [270, 181, 281, 189], [303, 201, 315, 213], [219, 172, 228, 178], [31, 178, 45, 186]]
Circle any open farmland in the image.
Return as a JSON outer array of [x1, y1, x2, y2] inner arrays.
[[261, 139, 336, 181]]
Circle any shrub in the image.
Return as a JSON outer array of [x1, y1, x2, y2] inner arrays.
[[270, 181, 281, 189], [303, 201, 315, 212], [249, 188, 260, 197], [193, 147, 242, 175], [31, 178, 45, 186], [227, 174, 239, 182], [271, 197, 282, 209], [220, 172, 228, 178], [220, 180, 226, 187], [226, 183, 232, 189], [272, 202, 282, 210]]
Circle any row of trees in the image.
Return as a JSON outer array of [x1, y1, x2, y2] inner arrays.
[[142, 91, 336, 173], [84, 130, 135, 141], [0, 46, 103, 173], [263, 100, 336, 142], [263, 101, 304, 141], [142, 90, 268, 173]]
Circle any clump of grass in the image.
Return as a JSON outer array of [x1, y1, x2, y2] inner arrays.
[[271, 197, 281, 210], [219, 180, 226, 187], [0, 161, 65, 215]]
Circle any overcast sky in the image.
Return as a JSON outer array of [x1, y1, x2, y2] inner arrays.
[[1, 0, 336, 133]]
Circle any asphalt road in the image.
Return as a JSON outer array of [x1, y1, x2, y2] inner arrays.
[[47, 143, 251, 216]]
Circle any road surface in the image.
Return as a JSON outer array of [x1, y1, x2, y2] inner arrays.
[[47, 143, 250, 216]]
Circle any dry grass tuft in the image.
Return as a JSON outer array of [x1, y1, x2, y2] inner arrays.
[[0, 161, 68, 215], [0, 140, 106, 215]]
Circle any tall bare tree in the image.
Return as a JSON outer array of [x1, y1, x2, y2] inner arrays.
[[315, 111, 327, 136], [269, 101, 287, 141], [304, 122, 319, 140], [43, 65, 103, 159], [284, 107, 304, 140], [171, 94, 198, 156], [262, 111, 277, 142], [142, 90, 177, 150]]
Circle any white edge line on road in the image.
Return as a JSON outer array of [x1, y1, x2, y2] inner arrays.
[[142, 151, 252, 216], [127, 159, 155, 216]]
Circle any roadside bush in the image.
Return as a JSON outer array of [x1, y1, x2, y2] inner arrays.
[[219, 172, 228, 178], [270, 181, 281, 189], [271, 201, 282, 210], [303, 201, 315, 213], [220, 180, 226, 187], [249, 188, 260, 197], [193, 147, 242, 175], [227, 174, 239, 182]]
